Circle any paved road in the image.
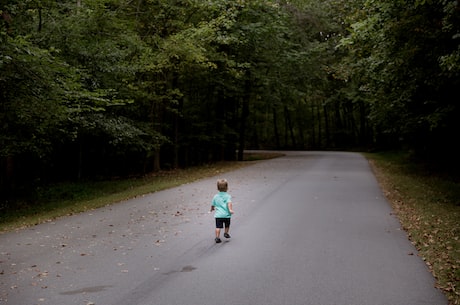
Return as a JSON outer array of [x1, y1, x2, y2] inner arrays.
[[0, 151, 447, 305]]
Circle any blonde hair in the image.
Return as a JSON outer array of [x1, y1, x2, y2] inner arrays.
[[217, 179, 228, 192]]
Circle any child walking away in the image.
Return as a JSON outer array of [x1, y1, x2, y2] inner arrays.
[[210, 179, 234, 243]]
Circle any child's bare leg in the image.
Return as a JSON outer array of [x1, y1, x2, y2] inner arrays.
[[224, 225, 231, 238], [215, 228, 221, 238]]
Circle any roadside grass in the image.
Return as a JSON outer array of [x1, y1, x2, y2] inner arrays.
[[0, 152, 283, 233], [366, 152, 460, 305]]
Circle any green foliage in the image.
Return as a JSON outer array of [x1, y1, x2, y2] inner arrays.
[[337, 0, 460, 163], [2, 0, 459, 198], [0, 35, 73, 157], [1, 0, 154, 158]]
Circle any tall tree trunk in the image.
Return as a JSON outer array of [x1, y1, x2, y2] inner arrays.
[[153, 150, 161, 172], [310, 100, 316, 148], [38, 7, 42, 32], [77, 140, 83, 180], [295, 107, 306, 149], [136, 0, 143, 19], [238, 97, 249, 161], [238, 78, 251, 161], [284, 106, 297, 148], [1, 156, 15, 198], [316, 100, 322, 148], [323, 103, 330, 148], [172, 73, 180, 168], [173, 97, 183, 169], [273, 107, 280, 149], [359, 101, 368, 145], [150, 99, 162, 172]]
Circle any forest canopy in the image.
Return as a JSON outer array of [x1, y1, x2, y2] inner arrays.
[[1, 0, 459, 194]]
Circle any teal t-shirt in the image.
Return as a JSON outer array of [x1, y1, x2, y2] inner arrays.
[[212, 192, 232, 218]]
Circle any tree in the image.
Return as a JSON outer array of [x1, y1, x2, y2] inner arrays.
[[1, 0, 152, 192], [338, 0, 460, 166], [1, 4, 79, 192]]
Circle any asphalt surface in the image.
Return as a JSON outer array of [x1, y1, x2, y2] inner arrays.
[[0, 151, 448, 305]]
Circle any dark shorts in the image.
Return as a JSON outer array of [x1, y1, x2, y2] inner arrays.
[[215, 218, 231, 229]]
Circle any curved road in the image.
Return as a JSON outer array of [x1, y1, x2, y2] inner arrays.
[[0, 151, 447, 305]]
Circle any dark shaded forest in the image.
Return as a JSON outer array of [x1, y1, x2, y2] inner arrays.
[[1, 0, 459, 201]]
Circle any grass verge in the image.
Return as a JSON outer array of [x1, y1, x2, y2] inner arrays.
[[0, 152, 283, 233], [366, 151, 460, 305]]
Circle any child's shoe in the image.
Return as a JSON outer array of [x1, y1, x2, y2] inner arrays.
[[224, 233, 231, 239], [215, 237, 222, 243]]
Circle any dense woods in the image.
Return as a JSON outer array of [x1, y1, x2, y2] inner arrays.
[[1, 0, 459, 199]]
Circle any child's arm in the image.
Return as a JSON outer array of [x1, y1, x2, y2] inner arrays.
[[210, 205, 215, 212], [228, 202, 234, 214]]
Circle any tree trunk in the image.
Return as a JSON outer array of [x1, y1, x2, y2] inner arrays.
[[316, 100, 322, 148], [1, 156, 15, 198], [323, 104, 330, 148], [136, 0, 143, 19], [77, 140, 83, 180], [359, 100, 369, 145], [273, 107, 280, 149], [38, 7, 42, 32], [172, 74, 181, 169], [238, 77, 251, 161], [150, 90, 162, 172], [310, 100, 316, 148], [173, 114, 179, 168], [284, 106, 297, 148], [238, 96, 249, 161], [153, 150, 161, 172]]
